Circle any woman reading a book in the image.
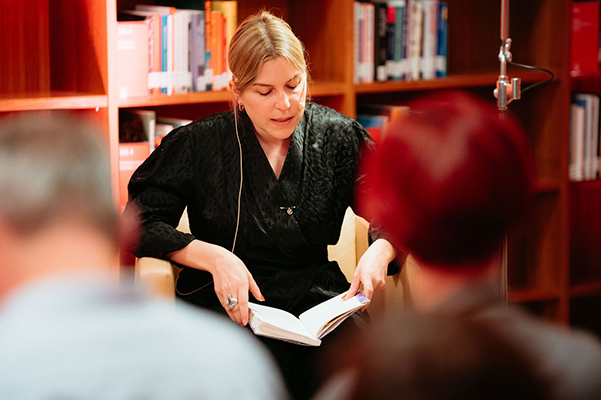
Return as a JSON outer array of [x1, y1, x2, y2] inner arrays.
[[125, 10, 398, 400]]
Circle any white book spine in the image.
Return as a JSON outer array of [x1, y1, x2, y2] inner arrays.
[[421, 0, 438, 80], [409, 1, 423, 81]]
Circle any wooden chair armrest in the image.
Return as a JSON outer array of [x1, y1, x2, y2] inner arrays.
[[134, 257, 181, 301]]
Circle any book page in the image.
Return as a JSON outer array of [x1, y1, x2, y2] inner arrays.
[[299, 292, 369, 339], [247, 302, 315, 341]]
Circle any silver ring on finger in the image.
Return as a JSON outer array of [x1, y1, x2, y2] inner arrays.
[[226, 294, 238, 310]]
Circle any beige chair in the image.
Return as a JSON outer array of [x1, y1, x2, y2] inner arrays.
[[134, 207, 418, 313]]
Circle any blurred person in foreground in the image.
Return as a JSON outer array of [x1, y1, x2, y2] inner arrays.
[[0, 113, 288, 400], [316, 91, 601, 400], [316, 311, 551, 400]]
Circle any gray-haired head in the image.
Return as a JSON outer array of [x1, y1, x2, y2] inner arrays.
[[0, 113, 118, 240]]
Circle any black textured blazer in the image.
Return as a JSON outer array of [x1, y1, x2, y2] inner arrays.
[[126, 103, 376, 313]]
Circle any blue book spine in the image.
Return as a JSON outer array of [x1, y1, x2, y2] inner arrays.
[[161, 15, 168, 94], [436, 2, 448, 78], [400, 2, 408, 81]]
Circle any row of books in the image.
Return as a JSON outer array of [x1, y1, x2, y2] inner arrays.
[[570, 0, 601, 75], [116, 1, 237, 100], [356, 103, 410, 142], [118, 109, 192, 210], [354, 0, 448, 84], [570, 93, 601, 181]]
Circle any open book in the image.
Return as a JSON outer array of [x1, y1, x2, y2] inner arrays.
[[247, 292, 370, 346]]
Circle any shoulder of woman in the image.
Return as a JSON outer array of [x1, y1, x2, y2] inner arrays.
[[149, 112, 233, 161], [185, 110, 235, 136], [306, 103, 365, 134], [160, 111, 235, 147]]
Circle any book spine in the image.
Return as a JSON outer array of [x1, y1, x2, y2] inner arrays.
[[374, 2, 389, 82], [119, 142, 151, 212], [212, 1, 237, 84], [149, 14, 162, 95], [205, 1, 213, 91], [167, 12, 174, 95], [576, 94, 595, 180], [409, 0, 423, 81], [401, 0, 410, 80], [190, 11, 206, 92], [571, 101, 586, 181], [161, 15, 168, 94], [354, 2, 362, 84], [173, 10, 189, 94], [570, 1, 600, 74], [211, 10, 224, 90], [421, 0, 438, 80], [116, 21, 149, 99], [435, 1, 448, 78], [385, 4, 396, 80], [590, 95, 600, 179], [364, 3, 375, 83]]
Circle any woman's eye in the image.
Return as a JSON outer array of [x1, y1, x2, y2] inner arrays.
[[287, 85, 299, 91], [258, 90, 271, 96]]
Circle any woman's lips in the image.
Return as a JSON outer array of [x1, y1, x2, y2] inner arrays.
[[271, 116, 294, 125]]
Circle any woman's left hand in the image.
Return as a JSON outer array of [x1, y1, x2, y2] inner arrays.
[[343, 238, 397, 311]]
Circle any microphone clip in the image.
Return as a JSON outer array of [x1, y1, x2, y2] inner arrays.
[[494, 38, 521, 110]]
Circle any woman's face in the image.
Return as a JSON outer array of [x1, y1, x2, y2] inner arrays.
[[237, 56, 306, 144]]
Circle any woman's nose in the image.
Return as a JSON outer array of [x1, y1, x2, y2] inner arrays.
[[275, 91, 291, 110]]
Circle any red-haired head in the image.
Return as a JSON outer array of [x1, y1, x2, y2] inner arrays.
[[357, 91, 534, 267]]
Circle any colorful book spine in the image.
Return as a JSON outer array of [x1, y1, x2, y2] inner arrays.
[[212, 1, 238, 85], [211, 10, 225, 90], [160, 15, 168, 94], [435, 1, 448, 78], [204, 1, 214, 91]]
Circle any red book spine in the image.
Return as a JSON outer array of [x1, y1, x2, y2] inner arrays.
[[571, 1, 600, 74], [119, 142, 150, 212]]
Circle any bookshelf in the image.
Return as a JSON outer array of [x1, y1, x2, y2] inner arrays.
[[2, 0, 599, 332]]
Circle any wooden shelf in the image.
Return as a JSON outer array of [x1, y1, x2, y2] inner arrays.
[[355, 70, 554, 94], [509, 288, 561, 303], [534, 181, 561, 193], [571, 71, 601, 93], [118, 81, 348, 108], [309, 81, 348, 97], [0, 93, 108, 112], [570, 180, 601, 190], [571, 282, 601, 298], [119, 90, 231, 108]]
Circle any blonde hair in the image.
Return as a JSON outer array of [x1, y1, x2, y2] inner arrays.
[[229, 10, 310, 109]]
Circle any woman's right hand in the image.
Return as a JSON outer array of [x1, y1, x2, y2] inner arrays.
[[210, 247, 264, 326], [168, 240, 264, 326]]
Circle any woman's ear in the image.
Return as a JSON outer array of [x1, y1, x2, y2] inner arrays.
[[229, 80, 242, 106]]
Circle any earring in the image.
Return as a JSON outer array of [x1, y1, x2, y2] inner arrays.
[[238, 104, 245, 112]]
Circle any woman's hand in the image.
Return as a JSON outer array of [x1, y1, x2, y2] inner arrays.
[[210, 247, 263, 326], [343, 238, 397, 311], [168, 240, 263, 326]]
